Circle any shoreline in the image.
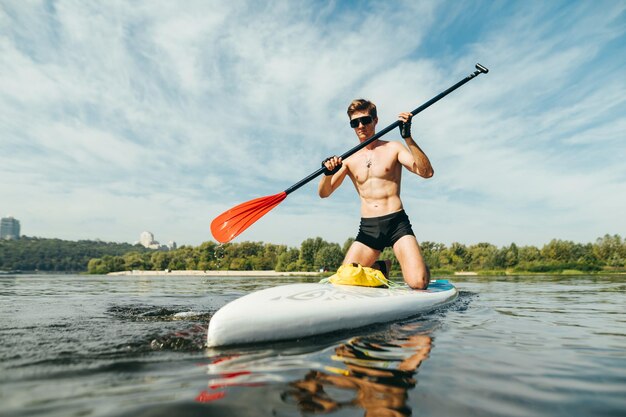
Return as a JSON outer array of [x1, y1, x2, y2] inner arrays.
[[107, 270, 322, 277]]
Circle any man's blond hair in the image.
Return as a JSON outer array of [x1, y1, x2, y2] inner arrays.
[[347, 99, 377, 119]]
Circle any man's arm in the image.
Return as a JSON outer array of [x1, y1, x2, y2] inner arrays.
[[397, 112, 434, 178], [318, 156, 348, 197], [399, 137, 434, 178]]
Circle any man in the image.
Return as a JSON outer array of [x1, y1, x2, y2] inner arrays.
[[318, 99, 433, 289]]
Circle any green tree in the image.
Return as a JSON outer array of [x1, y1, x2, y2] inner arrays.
[[197, 241, 219, 268], [276, 248, 300, 272], [518, 245, 541, 263], [124, 252, 148, 270], [229, 257, 252, 270], [151, 252, 171, 270], [299, 237, 328, 271], [314, 244, 344, 271], [262, 244, 287, 269], [541, 239, 575, 262], [467, 242, 498, 270], [594, 234, 625, 267], [440, 242, 469, 270], [167, 255, 187, 270], [420, 241, 443, 269], [505, 243, 519, 268], [87, 258, 109, 274]]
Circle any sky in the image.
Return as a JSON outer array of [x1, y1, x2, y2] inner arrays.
[[1, 0, 625, 248]]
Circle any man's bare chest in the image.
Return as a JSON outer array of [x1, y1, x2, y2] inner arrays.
[[347, 150, 400, 185]]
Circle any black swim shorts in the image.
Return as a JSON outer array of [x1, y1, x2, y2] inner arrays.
[[355, 209, 415, 251]]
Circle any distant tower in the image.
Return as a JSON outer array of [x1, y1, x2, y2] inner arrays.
[[0, 217, 21, 240]]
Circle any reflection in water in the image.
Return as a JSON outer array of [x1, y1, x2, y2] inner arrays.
[[285, 323, 433, 416], [198, 321, 437, 416]]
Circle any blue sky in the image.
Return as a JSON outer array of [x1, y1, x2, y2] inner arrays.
[[1, 0, 624, 247]]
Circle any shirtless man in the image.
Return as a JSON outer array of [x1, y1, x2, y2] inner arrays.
[[318, 99, 433, 289]]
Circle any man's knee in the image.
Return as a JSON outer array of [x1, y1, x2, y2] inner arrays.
[[406, 265, 430, 290]]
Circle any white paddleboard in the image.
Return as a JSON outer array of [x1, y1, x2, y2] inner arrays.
[[207, 280, 457, 347]]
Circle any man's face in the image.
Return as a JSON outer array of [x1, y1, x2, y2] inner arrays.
[[350, 110, 377, 142]]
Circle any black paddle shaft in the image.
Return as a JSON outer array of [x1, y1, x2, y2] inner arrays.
[[284, 63, 489, 195]]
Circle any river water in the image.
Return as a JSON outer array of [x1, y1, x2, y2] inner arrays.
[[0, 274, 624, 416]]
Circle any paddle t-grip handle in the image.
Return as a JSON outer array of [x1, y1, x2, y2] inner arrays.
[[284, 63, 489, 195]]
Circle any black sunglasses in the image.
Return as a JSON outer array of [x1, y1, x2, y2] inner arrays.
[[349, 115, 373, 128]]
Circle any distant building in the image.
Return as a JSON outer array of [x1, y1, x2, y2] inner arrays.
[[0, 217, 20, 240], [140, 231, 155, 247], [138, 231, 175, 250], [139, 231, 161, 249]]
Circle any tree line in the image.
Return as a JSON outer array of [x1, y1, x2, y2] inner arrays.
[[1, 235, 624, 275], [86, 234, 625, 274], [0, 237, 149, 272], [86, 238, 346, 274]]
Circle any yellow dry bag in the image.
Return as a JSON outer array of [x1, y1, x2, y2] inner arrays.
[[328, 263, 389, 288]]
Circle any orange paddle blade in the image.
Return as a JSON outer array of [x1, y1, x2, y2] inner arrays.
[[210, 192, 287, 243]]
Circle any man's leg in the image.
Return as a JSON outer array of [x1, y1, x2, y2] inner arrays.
[[371, 259, 391, 278], [393, 235, 430, 289], [343, 241, 380, 267]]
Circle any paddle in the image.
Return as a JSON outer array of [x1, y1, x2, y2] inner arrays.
[[211, 63, 489, 243]]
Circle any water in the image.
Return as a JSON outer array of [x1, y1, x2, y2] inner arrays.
[[1, 274, 624, 416]]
